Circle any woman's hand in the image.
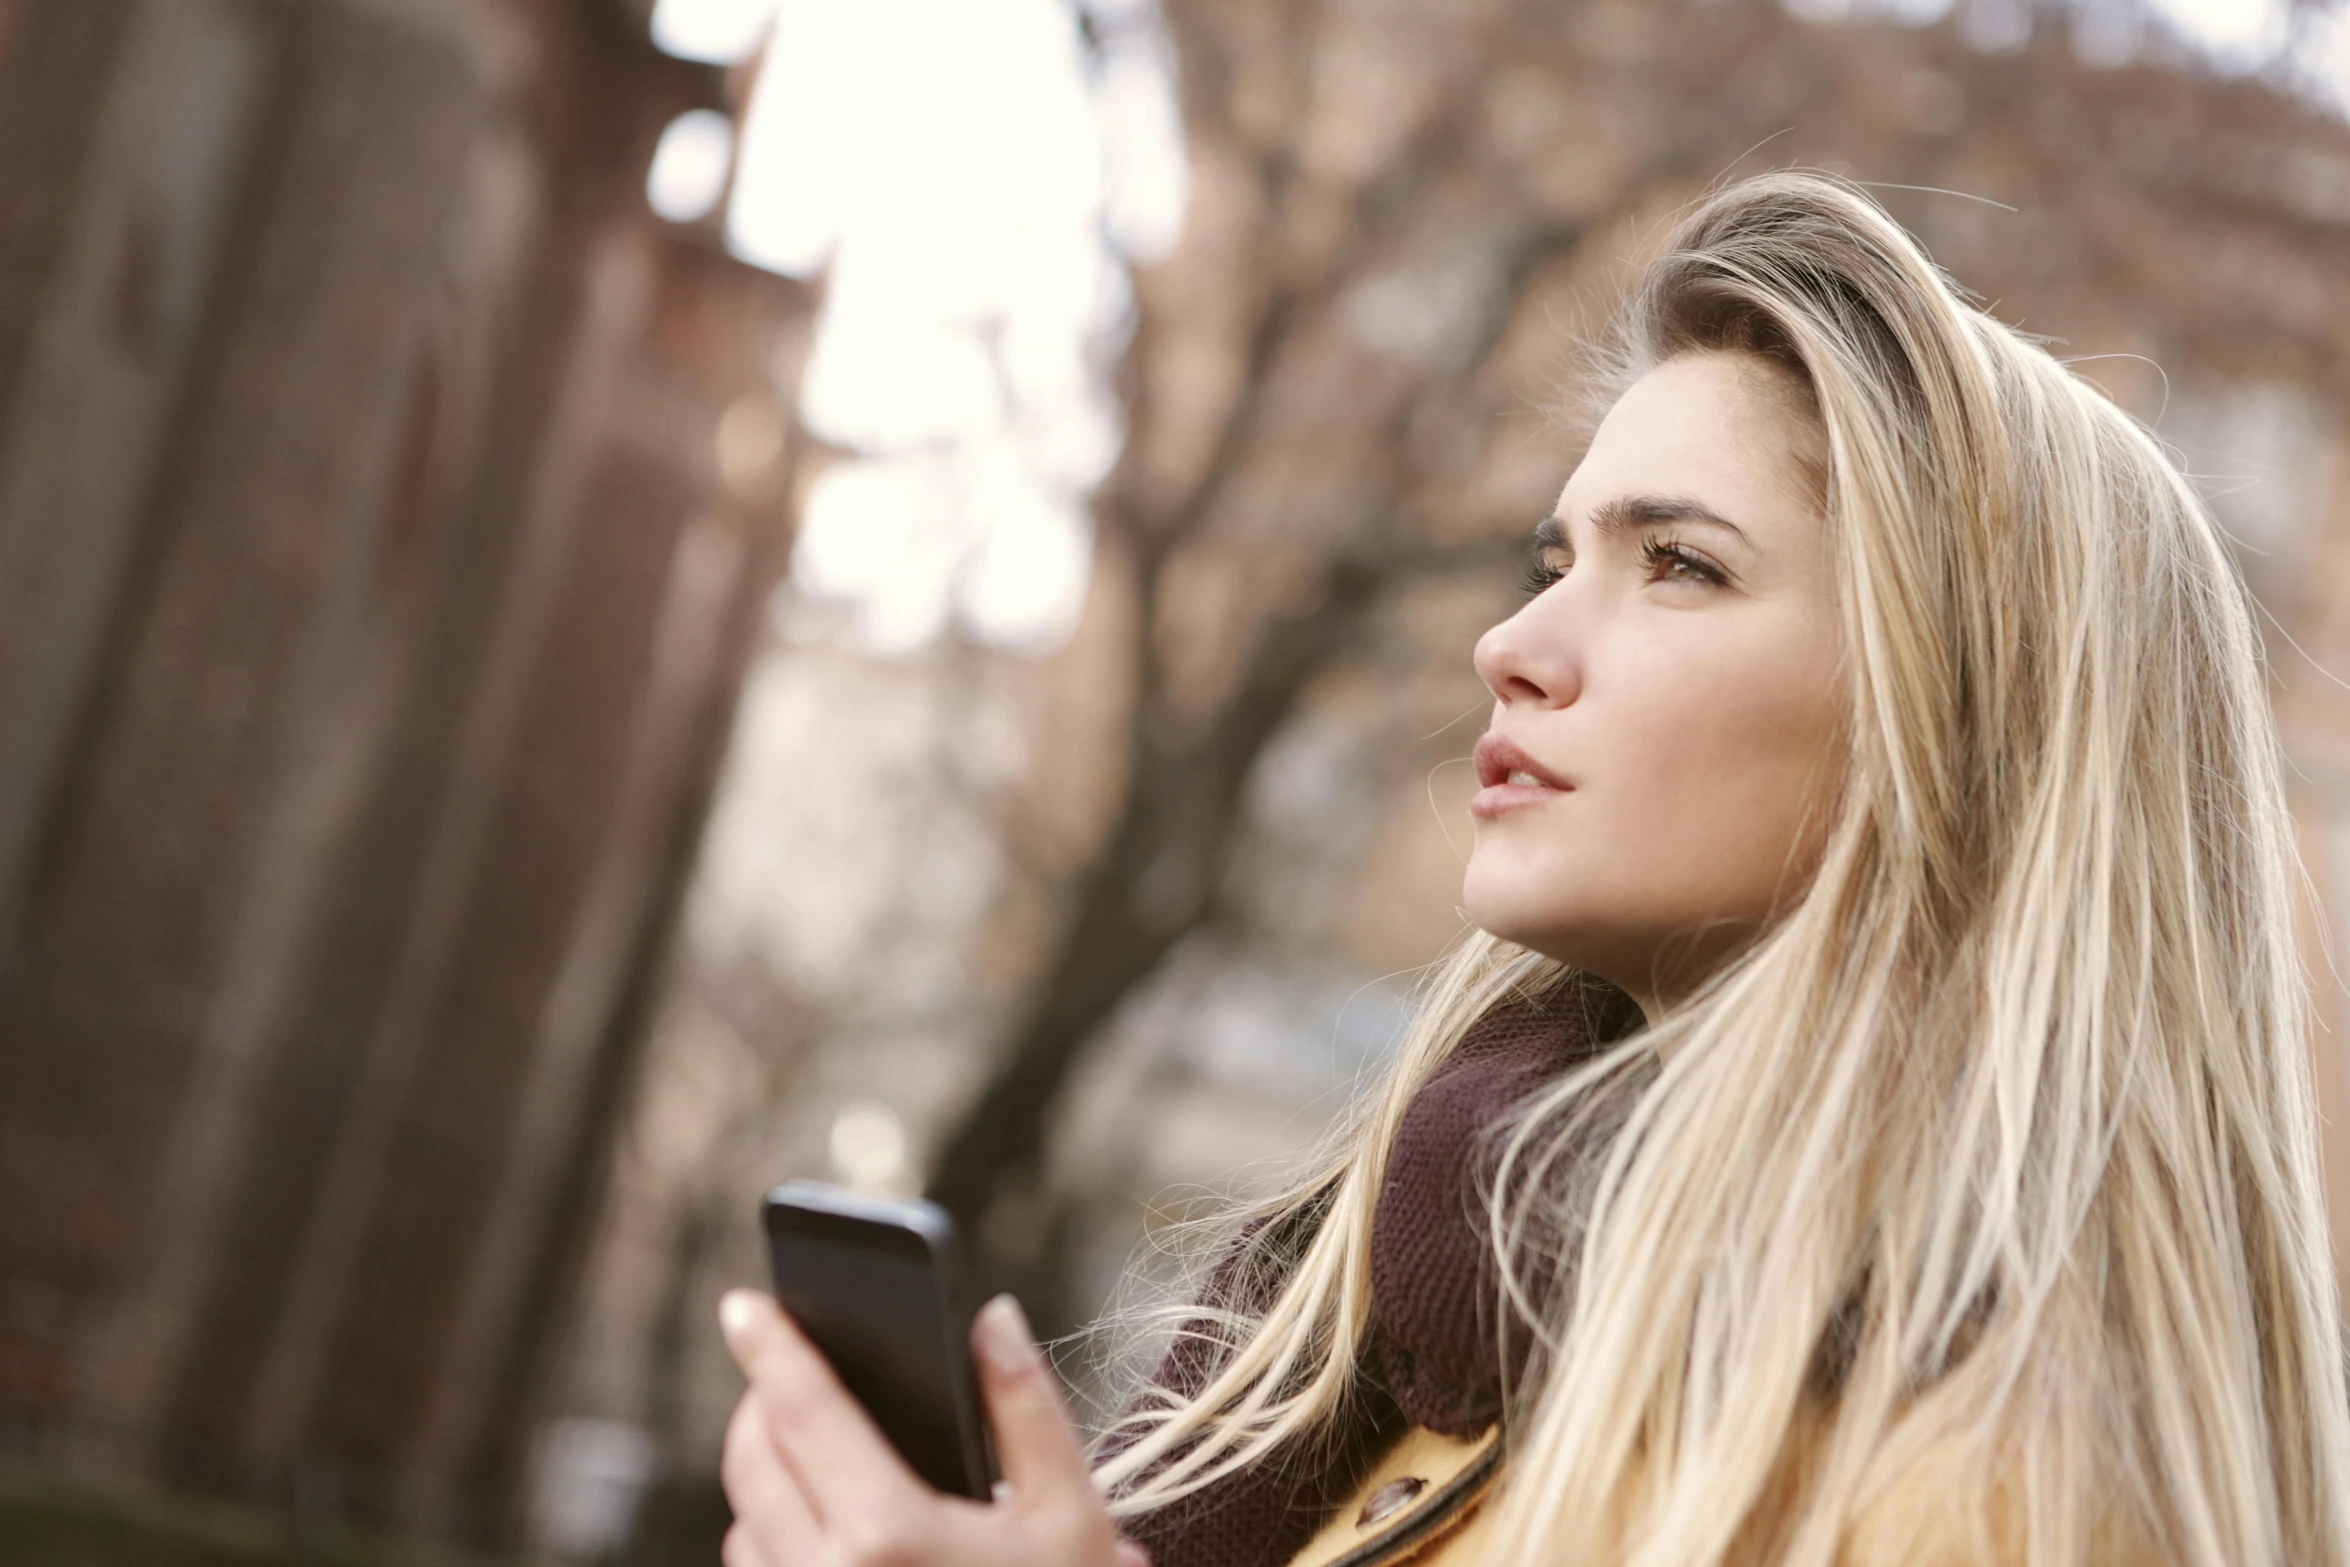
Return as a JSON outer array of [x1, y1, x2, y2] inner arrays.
[[717, 1288, 1149, 1567]]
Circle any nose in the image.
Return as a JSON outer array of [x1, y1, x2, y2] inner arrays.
[[1473, 593, 1580, 710]]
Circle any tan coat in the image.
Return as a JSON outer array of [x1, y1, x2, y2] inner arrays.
[[1280, 1414, 2162, 1567], [1285, 1424, 1501, 1567]]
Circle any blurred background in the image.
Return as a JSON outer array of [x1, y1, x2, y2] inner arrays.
[[3, 0, 2350, 1560]]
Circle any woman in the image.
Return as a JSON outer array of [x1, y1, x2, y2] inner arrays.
[[714, 173, 2350, 1565]]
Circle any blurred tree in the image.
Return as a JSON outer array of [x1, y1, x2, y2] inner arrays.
[[926, 0, 2350, 1328]]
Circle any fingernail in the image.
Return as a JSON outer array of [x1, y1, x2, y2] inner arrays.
[[975, 1293, 1039, 1377], [718, 1289, 763, 1346]]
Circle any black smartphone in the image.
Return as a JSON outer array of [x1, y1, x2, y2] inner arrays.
[[759, 1179, 999, 1501]]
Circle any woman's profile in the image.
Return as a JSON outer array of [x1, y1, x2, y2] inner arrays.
[[713, 172, 2350, 1567]]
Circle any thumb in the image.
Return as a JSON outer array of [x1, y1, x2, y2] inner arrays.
[[970, 1294, 1092, 1510]]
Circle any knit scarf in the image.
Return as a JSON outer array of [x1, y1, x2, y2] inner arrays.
[[1114, 978, 1645, 1567]]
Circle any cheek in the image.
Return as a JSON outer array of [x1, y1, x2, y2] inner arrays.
[[1605, 636, 1843, 890], [1637, 656, 1836, 794]]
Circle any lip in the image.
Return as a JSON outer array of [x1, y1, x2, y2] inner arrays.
[[1469, 734, 1573, 819]]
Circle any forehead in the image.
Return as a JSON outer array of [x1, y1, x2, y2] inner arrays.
[[1559, 353, 1825, 533]]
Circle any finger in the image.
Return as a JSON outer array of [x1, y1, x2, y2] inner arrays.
[[1115, 1542, 1153, 1567], [719, 1288, 924, 1517], [721, 1521, 780, 1567], [969, 1294, 1096, 1514], [719, 1388, 822, 1548]]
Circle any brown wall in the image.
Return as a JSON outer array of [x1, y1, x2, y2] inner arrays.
[[0, 0, 811, 1547]]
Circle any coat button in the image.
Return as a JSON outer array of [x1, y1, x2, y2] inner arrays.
[[1357, 1476, 1427, 1527]]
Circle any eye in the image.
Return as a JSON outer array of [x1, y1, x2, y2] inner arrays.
[[1520, 546, 1569, 598], [1639, 536, 1726, 587]]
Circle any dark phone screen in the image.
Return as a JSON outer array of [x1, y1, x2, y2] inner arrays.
[[763, 1203, 990, 1500]]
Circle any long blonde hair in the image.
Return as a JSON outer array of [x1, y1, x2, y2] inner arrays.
[[1092, 172, 2350, 1566]]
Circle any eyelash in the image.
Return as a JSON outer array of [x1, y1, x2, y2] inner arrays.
[[1519, 536, 1725, 597]]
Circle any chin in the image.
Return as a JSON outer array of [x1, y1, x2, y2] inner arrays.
[[1462, 855, 1594, 960]]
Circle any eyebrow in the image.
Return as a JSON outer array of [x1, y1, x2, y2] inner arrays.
[[1538, 493, 1755, 551]]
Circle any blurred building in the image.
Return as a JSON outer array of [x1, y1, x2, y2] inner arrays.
[[0, 0, 814, 1556]]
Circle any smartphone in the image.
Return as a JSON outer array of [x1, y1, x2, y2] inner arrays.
[[759, 1179, 999, 1501]]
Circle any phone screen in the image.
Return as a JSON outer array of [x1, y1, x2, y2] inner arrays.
[[762, 1186, 995, 1500]]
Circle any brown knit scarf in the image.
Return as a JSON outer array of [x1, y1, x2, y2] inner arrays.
[[1113, 978, 1646, 1567]]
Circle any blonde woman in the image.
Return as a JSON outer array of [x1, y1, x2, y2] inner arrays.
[[713, 173, 2350, 1566]]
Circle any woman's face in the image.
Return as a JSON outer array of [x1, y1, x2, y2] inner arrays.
[[1464, 352, 1846, 1018]]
